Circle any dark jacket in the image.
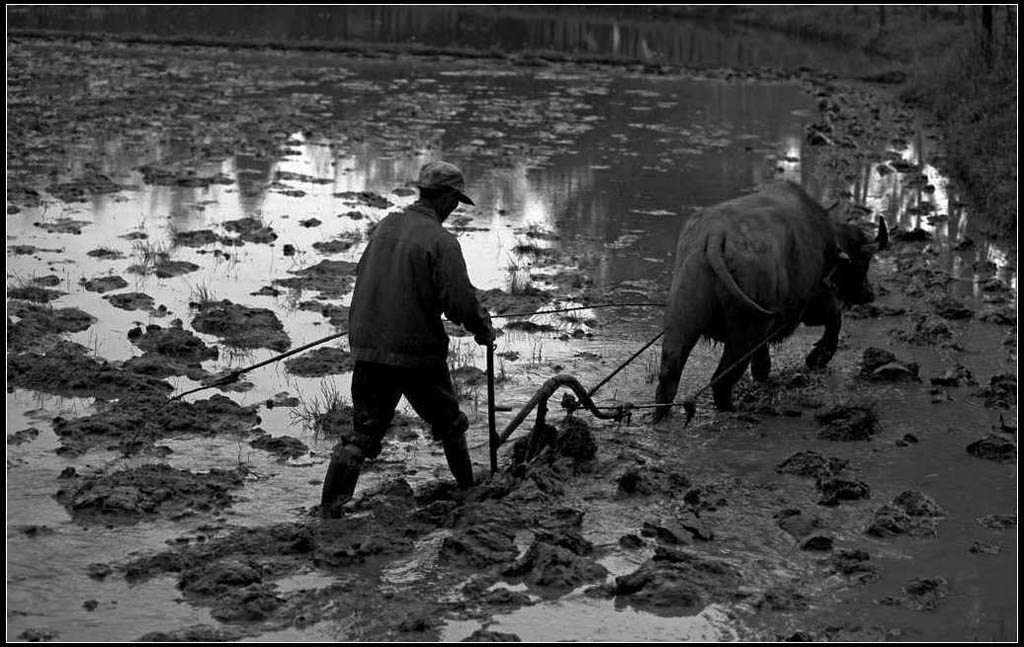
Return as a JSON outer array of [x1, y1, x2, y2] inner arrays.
[[348, 201, 492, 368]]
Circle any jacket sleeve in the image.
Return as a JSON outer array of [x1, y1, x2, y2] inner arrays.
[[433, 234, 492, 336]]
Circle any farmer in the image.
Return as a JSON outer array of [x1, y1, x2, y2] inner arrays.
[[320, 160, 496, 518]]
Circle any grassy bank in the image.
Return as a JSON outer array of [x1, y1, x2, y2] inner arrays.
[[659, 5, 1017, 243]]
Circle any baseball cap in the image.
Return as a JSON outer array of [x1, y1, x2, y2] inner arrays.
[[416, 161, 475, 205]]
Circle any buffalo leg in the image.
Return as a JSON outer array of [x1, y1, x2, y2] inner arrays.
[[806, 309, 841, 369], [712, 321, 772, 410], [751, 345, 772, 381], [654, 262, 713, 421], [711, 346, 749, 411], [654, 332, 698, 421]]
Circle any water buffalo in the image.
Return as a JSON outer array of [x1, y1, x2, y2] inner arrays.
[[653, 181, 888, 422]]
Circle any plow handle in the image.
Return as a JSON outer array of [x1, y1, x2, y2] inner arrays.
[[486, 343, 498, 474]]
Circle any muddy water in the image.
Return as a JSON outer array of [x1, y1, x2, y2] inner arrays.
[[6, 38, 1016, 643]]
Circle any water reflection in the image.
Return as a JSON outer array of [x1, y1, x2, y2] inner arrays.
[[8, 5, 889, 76], [828, 125, 1017, 295]]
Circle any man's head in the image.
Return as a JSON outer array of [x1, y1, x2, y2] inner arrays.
[[417, 161, 474, 220]]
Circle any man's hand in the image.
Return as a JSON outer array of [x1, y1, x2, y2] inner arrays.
[[474, 327, 496, 346]]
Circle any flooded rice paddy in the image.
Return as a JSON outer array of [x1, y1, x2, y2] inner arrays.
[[6, 26, 1017, 643]]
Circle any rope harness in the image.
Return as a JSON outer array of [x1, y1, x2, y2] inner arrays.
[[154, 300, 789, 458], [158, 302, 665, 405]]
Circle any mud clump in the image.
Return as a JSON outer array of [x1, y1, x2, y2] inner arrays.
[[47, 172, 123, 202], [172, 229, 223, 247], [500, 529, 608, 598], [8, 244, 61, 255], [81, 275, 129, 293], [969, 540, 1001, 555], [511, 416, 599, 469], [877, 576, 949, 611], [479, 286, 554, 317], [128, 323, 219, 362], [902, 576, 950, 611], [825, 549, 879, 583], [972, 374, 1016, 408], [866, 490, 946, 538], [858, 347, 920, 382], [775, 451, 848, 480], [273, 259, 358, 298], [123, 354, 210, 381], [333, 190, 393, 210], [845, 303, 906, 319], [104, 291, 156, 311], [929, 364, 977, 387], [127, 259, 201, 279], [814, 404, 881, 441], [192, 299, 291, 352], [7, 185, 43, 210], [8, 427, 40, 446], [283, 346, 353, 377], [297, 301, 350, 329], [929, 296, 973, 320], [6, 286, 65, 302], [223, 217, 278, 244], [891, 314, 956, 346], [733, 368, 824, 416], [55, 463, 249, 524], [451, 365, 487, 387], [977, 514, 1016, 530], [138, 164, 233, 189], [478, 587, 533, 611], [210, 584, 286, 622], [462, 629, 523, 642], [312, 232, 362, 254], [440, 522, 521, 568], [86, 563, 113, 580], [965, 435, 1016, 464], [180, 558, 265, 597], [312, 404, 356, 439], [755, 585, 810, 611], [86, 248, 124, 260], [33, 217, 91, 235], [616, 463, 691, 497], [8, 341, 172, 401], [249, 433, 309, 460], [799, 534, 834, 551], [137, 624, 255, 642], [7, 302, 96, 352], [17, 628, 58, 642], [613, 545, 743, 616], [816, 477, 871, 507], [30, 275, 63, 287], [504, 320, 558, 333], [52, 392, 259, 455], [640, 514, 713, 544], [775, 508, 822, 540], [979, 306, 1016, 326]]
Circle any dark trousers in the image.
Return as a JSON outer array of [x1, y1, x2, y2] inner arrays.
[[343, 361, 468, 459]]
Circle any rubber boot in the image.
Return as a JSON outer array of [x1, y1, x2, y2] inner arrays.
[[320, 444, 365, 518], [442, 433, 475, 488]]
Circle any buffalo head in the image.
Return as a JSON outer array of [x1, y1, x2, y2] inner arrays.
[[832, 216, 889, 305]]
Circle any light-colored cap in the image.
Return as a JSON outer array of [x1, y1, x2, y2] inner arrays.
[[416, 160, 474, 205]]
